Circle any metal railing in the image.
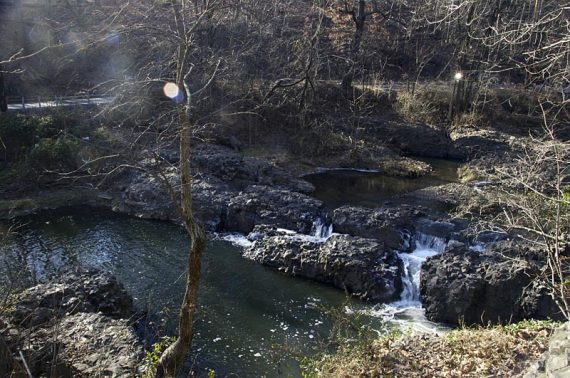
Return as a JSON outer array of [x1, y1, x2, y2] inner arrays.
[[4, 93, 111, 112]]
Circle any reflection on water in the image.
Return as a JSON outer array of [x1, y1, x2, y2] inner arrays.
[[304, 158, 461, 209], [1, 210, 430, 377]]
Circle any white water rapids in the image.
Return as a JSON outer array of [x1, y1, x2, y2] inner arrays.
[[398, 233, 447, 304], [349, 232, 449, 334], [221, 222, 450, 334]]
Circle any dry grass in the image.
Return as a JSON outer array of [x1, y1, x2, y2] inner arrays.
[[304, 320, 556, 378], [394, 87, 451, 127]]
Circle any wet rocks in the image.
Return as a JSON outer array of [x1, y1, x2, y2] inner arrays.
[[420, 242, 563, 325], [1, 270, 143, 377], [244, 233, 403, 302]]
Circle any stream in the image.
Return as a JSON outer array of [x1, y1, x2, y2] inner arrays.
[[0, 159, 460, 377], [303, 158, 461, 209]]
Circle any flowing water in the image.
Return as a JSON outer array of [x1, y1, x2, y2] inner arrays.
[[302, 158, 461, 332], [353, 233, 448, 334], [0, 209, 442, 377], [0, 159, 460, 376]]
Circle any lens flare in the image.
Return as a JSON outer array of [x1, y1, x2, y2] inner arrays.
[[163, 83, 180, 98], [163, 82, 184, 103]]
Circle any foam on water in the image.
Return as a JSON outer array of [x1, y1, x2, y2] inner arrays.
[[220, 233, 253, 248]]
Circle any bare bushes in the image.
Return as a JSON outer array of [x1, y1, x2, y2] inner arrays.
[[464, 109, 570, 320], [394, 89, 442, 125]]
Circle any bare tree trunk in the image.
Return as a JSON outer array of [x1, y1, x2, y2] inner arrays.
[[156, 99, 206, 377], [155, 2, 209, 375], [0, 70, 7, 112], [341, 0, 366, 95]]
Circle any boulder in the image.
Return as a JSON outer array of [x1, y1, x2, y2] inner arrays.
[[118, 144, 319, 233], [332, 205, 422, 250], [380, 120, 463, 159], [224, 185, 326, 234], [1, 270, 143, 377], [12, 269, 134, 326], [15, 313, 142, 378], [420, 242, 563, 325], [400, 182, 468, 212], [192, 143, 315, 193], [525, 322, 570, 378], [244, 233, 403, 302], [451, 129, 516, 161], [117, 168, 180, 222]]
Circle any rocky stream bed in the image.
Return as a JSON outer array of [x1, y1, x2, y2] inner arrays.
[[1, 139, 567, 376]]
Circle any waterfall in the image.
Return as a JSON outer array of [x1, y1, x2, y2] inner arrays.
[[397, 233, 446, 304], [413, 233, 447, 254], [312, 218, 333, 240]]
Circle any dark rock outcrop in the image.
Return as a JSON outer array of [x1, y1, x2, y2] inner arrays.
[[420, 242, 563, 325], [379, 120, 463, 159], [118, 143, 322, 233], [120, 169, 325, 234], [1, 270, 143, 377], [451, 129, 516, 160], [117, 168, 180, 222], [332, 205, 422, 250], [192, 143, 315, 193], [400, 182, 468, 212], [244, 232, 403, 302], [225, 185, 325, 234], [11, 270, 134, 326]]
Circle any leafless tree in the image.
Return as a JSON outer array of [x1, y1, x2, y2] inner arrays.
[[152, 1, 222, 375], [482, 109, 569, 319]]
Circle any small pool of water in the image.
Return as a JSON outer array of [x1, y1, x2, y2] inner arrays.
[[304, 158, 461, 209], [0, 210, 442, 377]]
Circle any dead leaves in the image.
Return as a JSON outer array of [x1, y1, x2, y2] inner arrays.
[[311, 321, 556, 378]]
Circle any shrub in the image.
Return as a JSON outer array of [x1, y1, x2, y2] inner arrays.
[[0, 114, 56, 161], [28, 136, 79, 171], [143, 336, 176, 378], [394, 88, 450, 126]]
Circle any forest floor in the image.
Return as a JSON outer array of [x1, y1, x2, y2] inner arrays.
[[303, 320, 558, 378]]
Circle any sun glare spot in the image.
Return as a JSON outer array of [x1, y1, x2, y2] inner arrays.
[[163, 83, 180, 98], [163, 82, 183, 103]]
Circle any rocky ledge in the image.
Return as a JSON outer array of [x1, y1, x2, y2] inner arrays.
[[0, 270, 143, 377], [116, 143, 327, 234], [420, 242, 563, 325], [244, 229, 403, 302], [332, 205, 464, 251]]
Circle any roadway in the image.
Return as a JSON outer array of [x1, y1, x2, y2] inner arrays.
[[4, 96, 112, 112]]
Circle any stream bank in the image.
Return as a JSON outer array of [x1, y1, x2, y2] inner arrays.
[[1, 209, 446, 376], [1, 114, 566, 376]]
